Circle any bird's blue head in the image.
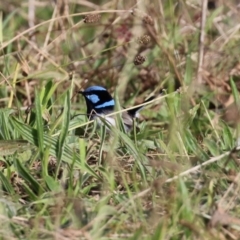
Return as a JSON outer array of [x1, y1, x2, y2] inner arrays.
[[80, 86, 115, 115]]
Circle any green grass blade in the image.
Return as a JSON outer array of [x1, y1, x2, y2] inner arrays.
[[14, 158, 44, 194], [0, 171, 15, 195], [230, 77, 240, 105], [55, 90, 70, 178], [45, 175, 61, 191], [0, 109, 13, 140], [42, 80, 58, 108], [34, 88, 44, 156], [11, 118, 101, 180], [11, 117, 77, 164], [0, 140, 33, 156], [57, 90, 70, 161]]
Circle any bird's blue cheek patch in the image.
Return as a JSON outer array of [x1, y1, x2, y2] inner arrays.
[[95, 99, 115, 108], [86, 94, 100, 104]]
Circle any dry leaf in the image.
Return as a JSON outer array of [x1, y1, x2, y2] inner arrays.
[[209, 206, 240, 227]]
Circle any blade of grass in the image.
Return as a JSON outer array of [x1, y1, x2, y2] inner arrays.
[[0, 171, 15, 195], [11, 118, 101, 180], [0, 11, 2, 44], [14, 158, 44, 194], [56, 90, 70, 178], [34, 88, 44, 156], [8, 64, 19, 108], [0, 110, 13, 140], [230, 77, 240, 137], [0, 140, 33, 156], [35, 88, 49, 179]]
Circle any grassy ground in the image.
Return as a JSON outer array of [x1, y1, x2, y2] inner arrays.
[[1, 0, 240, 239]]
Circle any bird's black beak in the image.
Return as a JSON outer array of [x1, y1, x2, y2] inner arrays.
[[78, 91, 84, 95]]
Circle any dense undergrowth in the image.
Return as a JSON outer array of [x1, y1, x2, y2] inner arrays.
[[1, 0, 240, 239]]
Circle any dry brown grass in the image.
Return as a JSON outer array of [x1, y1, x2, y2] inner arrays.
[[1, 0, 240, 239]]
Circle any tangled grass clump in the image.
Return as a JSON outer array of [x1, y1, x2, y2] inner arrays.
[[1, 0, 240, 239]]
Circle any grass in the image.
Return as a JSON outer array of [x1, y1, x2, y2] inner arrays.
[[1, 0, 240, 239]]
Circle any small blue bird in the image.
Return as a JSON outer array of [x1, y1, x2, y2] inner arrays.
[[79, 86, 153, 131]]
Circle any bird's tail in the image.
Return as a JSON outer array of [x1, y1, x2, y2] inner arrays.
[[127, 96, 155, 117]]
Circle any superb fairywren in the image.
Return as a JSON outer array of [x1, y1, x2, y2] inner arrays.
[[79, 86, 153, 131]]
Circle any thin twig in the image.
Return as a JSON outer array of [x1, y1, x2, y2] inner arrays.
[[79, 146, 240, 232], [28, 0, 35, 41], [218, 171, 240, 210], [197, 0, 208, 84], [0, 10, 132, 51], [165, 149, 234, 183], [37, 5, 57, 70]]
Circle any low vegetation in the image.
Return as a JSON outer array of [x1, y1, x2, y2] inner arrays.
[[1, 0, 240, 239]]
